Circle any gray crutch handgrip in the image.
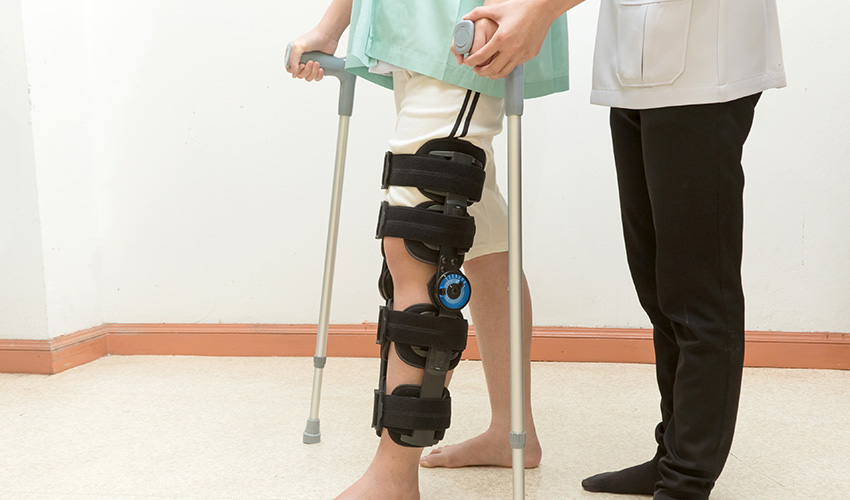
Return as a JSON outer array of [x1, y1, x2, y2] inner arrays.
[[286, 42, 356, 117], [452, 20, 524, 116]]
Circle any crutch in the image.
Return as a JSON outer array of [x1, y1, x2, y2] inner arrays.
[[454, 21, 527, 499], [285, 43, 356, 444]]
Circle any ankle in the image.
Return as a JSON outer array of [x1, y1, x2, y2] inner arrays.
[[367, 436, 421, 470]]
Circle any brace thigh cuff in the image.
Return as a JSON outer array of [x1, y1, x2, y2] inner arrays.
[[376, 202, 476, 253], [382, 151, 485, 203]]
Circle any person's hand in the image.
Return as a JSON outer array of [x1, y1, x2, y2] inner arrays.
[[452, 17, 499, 66], [463, 0, 563, 79], [286, 28, 340, 82]]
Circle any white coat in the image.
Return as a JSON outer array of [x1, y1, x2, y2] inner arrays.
[[591, 0, 787, 109]]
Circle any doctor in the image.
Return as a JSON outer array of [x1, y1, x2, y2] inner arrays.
[[459, 1, 786, 499]]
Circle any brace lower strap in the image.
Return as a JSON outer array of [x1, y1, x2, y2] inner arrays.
[[377, 388, 451, 431], [378, 306, 468, 355], [373, 384, 451, 447]]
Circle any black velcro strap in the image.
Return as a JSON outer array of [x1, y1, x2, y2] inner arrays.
[[382, 152, 486, 202], [380, 391, 451, 432], [376, 202, 475, 251], [383, 309, 467, 352]]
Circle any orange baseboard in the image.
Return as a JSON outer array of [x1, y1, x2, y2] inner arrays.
[[1, 323, 847, 374], [0, 325, 108, 374]]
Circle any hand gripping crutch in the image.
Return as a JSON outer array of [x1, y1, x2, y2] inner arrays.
[[285, 43, 357, 444], [454, 21, 527, 499]]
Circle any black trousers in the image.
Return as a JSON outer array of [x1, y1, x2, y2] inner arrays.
[[610, 93, 761, 500]]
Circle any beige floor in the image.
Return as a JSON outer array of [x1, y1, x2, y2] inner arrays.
[[0, 356, 848, 500]]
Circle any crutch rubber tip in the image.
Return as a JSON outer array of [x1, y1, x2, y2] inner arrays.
[[303, 418, 321, 444]]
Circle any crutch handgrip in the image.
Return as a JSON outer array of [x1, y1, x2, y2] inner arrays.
[[453, 20, 475, 55], [286, 42, 356, 117], [451, 22, 523, 116]]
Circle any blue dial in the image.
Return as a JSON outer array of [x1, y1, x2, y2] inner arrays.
[[437, 272, 471, 310]]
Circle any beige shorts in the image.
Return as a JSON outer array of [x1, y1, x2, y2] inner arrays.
[[386, 71, 509, 261]]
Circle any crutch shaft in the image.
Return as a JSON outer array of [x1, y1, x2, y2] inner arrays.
[[312, 116, 351, 364], [506, 62, 526, 499], [307, 115, 351, 421], [507, 112, 526, 499]]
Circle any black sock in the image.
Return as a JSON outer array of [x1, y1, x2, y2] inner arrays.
[[581, 459, 661, 495]]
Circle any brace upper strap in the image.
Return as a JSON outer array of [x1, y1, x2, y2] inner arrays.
[[378, 307, 468, 353], [379, 390, 451, 432], [376, 202, 475, 251], [382, 152, 486, 203]]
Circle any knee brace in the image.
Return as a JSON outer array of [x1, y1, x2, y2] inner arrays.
[[372, 138, 486, 448]]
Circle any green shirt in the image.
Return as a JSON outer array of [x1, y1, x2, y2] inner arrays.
[[346, 0, 570, 99]]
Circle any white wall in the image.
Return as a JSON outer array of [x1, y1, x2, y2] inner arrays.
[[84, 0, 378, 324], [740, 2, 850, 332], [3, 0, 848, 339], [20, 0, 103, 338], [0, 0, 49, 340]]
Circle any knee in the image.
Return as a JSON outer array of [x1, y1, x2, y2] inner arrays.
[[383, 238, 434, 281]]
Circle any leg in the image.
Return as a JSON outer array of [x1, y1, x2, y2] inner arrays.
[[339, 70, 508, 497], [643, 94, 759, 500], [335, 238, 443, 500], [583, 95, 760, 500], [421, 251, 541, 468], [582, 106, 667, 496]]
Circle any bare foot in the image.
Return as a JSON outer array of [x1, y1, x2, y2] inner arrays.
[[334, 467, 420, 500], [419, 428, 542, 469]]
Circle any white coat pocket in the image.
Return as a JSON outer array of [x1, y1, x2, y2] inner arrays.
[[616, 0, 693, 87]]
